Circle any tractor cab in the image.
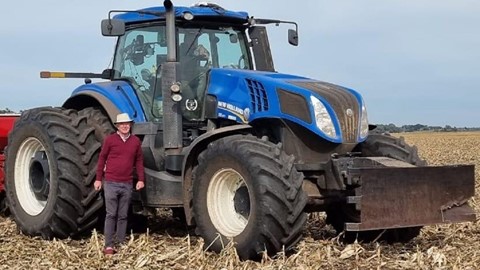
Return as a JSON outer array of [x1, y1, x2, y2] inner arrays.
[[110, 22, 252, 122], [102, 3, 298, 124]]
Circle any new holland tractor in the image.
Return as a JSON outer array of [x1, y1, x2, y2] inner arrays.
[[4, 1, 475, 260]]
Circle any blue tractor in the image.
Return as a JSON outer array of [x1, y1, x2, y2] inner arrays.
[[5, 1, 475, 260]]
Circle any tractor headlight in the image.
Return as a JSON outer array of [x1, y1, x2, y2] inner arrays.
[[310, 95, 337, 139], [359, 102, 369, 139]]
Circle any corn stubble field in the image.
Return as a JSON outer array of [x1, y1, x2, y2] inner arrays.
[[0, 132, 479, 269]]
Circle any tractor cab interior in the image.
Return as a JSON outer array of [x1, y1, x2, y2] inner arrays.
[[178, 30, 212, 120]]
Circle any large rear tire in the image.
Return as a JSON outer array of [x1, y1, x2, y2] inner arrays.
[[326, 132, 425, 243], [5, 107, 113, 238], [192, 135, 307, 260], [76, 107, 115, 232]]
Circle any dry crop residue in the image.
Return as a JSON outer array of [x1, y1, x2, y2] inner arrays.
[[0, 132, 479, 269]]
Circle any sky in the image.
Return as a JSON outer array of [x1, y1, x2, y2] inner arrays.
[[0, 0, 479, 127]]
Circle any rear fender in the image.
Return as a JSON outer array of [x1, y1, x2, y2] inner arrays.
[[63, 91, 120, 122], [63, 81, 146, 122]]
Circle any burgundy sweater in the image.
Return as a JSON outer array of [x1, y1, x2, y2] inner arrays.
[[96, 133, 145, 183]]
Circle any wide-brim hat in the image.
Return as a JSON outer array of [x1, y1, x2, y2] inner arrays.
[[115, 113, 134, 124]]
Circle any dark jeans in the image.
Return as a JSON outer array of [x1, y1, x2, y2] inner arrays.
[[104, 181, 132, 248]]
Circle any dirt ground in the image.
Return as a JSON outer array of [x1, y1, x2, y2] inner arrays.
[[0, 132, 478, 269]]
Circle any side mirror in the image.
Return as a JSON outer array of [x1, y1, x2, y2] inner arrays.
[[288, 29, 298, 46], [101, 19, 125, 36]]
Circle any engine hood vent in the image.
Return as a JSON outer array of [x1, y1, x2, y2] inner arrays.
[[246, 79, 269, 113]]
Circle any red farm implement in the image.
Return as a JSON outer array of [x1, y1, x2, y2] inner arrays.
[[0, 114, 19, 198]]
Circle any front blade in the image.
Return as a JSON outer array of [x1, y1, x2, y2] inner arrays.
[[345, 165, 476, 231]]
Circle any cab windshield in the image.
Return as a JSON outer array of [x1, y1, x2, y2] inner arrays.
[[112, 24, 251, 121]]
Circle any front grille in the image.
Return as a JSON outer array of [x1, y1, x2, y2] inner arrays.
[[246, 79, 269, 113], [289, 81, 360, 143]]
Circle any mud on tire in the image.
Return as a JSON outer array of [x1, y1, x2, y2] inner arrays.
[[192, 135, 307, 260]]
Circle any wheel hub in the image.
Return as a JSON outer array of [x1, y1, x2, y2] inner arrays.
[[29, 151, 50, 201], [233, 186, 250, 219]]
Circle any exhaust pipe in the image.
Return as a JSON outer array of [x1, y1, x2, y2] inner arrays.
[[164, 0, 176, 62], [162, 0, 183, 170]]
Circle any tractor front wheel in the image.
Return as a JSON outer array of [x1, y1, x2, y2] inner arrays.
[[192, 135, 307, 260]]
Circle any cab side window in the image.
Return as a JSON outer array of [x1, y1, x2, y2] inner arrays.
[[113, 26, 167, 120]]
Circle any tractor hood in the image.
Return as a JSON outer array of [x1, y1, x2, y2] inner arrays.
[[206, 68, 369, 144]]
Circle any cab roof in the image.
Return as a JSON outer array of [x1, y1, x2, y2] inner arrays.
[[113, 5, 249, 24]]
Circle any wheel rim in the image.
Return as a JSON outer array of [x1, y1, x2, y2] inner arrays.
[[15, 137, 50, 215], [207, 168, 251, 237]]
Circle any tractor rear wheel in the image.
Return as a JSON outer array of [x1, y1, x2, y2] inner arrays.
[[326, 132, 425, 243], [192, 135, 307, 260], [5, 107, 113, 238], [76, 107, 115, 231]]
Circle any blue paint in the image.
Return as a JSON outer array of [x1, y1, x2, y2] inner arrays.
[[71, 81, 147, 122], [207, 69, 365, 143], [114, 6, 249, 23]]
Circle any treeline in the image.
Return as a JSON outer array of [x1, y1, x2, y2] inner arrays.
[[374, 123, 480, 133], [0, 108, 16, 114]]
